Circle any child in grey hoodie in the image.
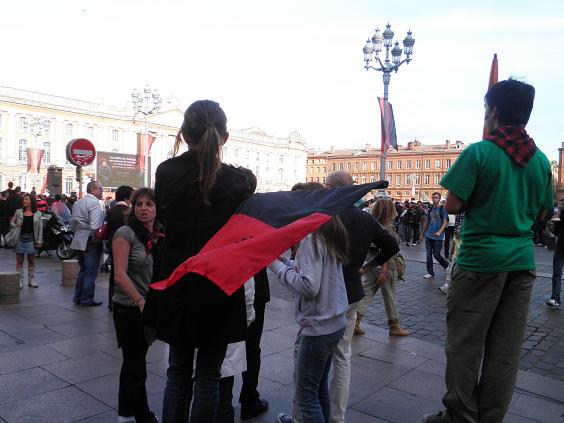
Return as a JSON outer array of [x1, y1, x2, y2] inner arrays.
[[269, 217, 349, 423]]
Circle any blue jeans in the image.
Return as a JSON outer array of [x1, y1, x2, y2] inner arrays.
[[162, 343, 227, 423], [73, 240, 102, 305], [551, 252, 564, 304], [425, 237, 449, 276], [294, 328, 345, 423]]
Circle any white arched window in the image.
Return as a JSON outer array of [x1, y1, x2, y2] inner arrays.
[[42, 141, 51, 165], [18, 139, 27, 162]]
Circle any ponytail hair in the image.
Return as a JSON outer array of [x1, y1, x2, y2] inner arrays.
[[173, 100, 227, 205]]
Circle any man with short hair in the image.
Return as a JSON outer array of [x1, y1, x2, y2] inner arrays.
[[326, 171, 399, 423], [423, 79, 553, 423], [70, 181, 105, 306], [6, 186, 22, 220], [421, 192, 449, 279]]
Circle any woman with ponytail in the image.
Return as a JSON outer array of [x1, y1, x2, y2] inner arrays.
[[144, 100, 257, 422]]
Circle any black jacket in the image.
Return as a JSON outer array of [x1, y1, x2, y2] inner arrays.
[[143, 151, 257, 348], [340, 207, 400, 304]]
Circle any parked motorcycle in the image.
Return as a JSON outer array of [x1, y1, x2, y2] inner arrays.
[[37, 213, 75, 260]]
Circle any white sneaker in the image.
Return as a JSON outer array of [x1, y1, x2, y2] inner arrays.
[[438, 285, 448, 294], [546, 299, 561, 309], [423, 274, 434, 279]]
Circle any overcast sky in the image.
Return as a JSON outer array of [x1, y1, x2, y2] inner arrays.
[[1, 0, 562, 159]]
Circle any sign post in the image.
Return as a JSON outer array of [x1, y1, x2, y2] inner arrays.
[[66, 138, 96, 198]]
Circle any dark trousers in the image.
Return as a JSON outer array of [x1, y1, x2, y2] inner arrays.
[[551, 252, 564, 304], [217, 376, 235, 423], [410, 223, 420, 244], [425, 237, 449, 276], [443, 226, 455, 257], [73, 240, 102, 305], [162, 342, 228, 423], [239, 300, 266, 407], [113, 303, 155, 422], [443, 266, 535, 423]]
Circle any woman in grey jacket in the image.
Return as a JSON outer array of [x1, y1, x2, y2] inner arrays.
[[269, 186, 349, 423], [11, 194, 43, 288]]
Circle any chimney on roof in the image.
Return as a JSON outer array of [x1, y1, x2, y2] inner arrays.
[[407, 141, 414, 150], [330, 145, 335, 153], [365, 143, 371, 151], [445, 139, 451, 148]]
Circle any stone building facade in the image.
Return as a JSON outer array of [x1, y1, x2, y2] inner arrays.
[[307, 140, 466, 202]]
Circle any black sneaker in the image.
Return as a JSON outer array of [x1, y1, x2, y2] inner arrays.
[[240, 398, 269, 420], [276, 413, 293, 423], [422, 411, 446, 423]]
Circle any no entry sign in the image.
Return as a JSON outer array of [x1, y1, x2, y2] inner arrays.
[[66, 138, 96, 167]]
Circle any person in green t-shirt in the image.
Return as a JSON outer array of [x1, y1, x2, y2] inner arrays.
[[423, 79, 553, 423]]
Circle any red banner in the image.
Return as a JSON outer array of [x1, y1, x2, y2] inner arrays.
[[26, 148, 44, 173], [378, 97, 398, 154], [136, 132, 157, 170]]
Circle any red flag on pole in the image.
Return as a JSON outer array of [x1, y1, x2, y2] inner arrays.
[[482, 54, 498, 139], [40, 173, 48, 195], [26, 148, 44, 173], [136, 132, 157, 169], [378, 97, 398, 153]]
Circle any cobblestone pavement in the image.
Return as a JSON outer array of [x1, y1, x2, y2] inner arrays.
[[270, 243, 564, 383]]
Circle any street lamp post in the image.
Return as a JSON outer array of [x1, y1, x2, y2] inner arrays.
[[22, 116, 50, 192], [363, 23, 415, 190], [131, 84, 161, 187]]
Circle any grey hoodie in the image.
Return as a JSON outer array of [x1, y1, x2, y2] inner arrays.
[[270, 234, 347, 336]]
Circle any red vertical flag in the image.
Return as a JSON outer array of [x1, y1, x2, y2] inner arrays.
[[136, 132, 157, 169], [26, 148, 45, 173], [378, 97, 398, 153], [482, 54, 498, 139]]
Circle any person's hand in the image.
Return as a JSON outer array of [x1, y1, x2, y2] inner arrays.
[[359, 266, 368, 275], [16, 224, 22, 228], [377, 269, 387, 285], [35, 242, 42, 248], [137, 298, 145, 312], [433, 231, 441, 238]]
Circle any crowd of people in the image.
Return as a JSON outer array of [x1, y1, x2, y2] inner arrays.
[[0, 79, 559, 423]]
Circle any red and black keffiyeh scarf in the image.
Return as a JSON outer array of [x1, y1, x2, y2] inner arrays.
[[484, 126, 537, 166]]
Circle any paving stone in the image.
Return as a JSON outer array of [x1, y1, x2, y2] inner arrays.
[[0, 386, 110, 422], [0, 345, 67, 375], [353, 386, 443, 422], [11, 327, 69, 345], [359, 342, 428, 368], [509, 392, 564, 422], [42, 351, 122, 384], [0, 367, 68, 404], [47, 333, 118, 358], [258, 352, 295, 385], [388, 368, 445, 401]]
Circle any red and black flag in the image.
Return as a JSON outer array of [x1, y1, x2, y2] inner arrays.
[[378, 97, 398, 153], [150, 181, 387, 296]]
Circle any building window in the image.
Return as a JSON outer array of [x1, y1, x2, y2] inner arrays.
[[370, 176, 375, 183], [361, 176, 366, 184], [424, 174, 430, 185], [316, 166, 320, 174], [445, 159, 451, 169], [323, 166, 326, 173], [43, 120, 51, 135], [339, 163, 343, 171], [222, 146, 228, 157], [19, 117, 27, 130], [416, 160, 421, 169], [415, 174, 420, 185], [435, 159, 441, 169], [362, 162, 367, 171], [370, 162, 375, 171], [234, 149, 239, 158], [65, 123, 73, 136], [332, 163, 336, 171], [388, 161, 393, 170], [354, 162, 358, 171], [434, 174, 441, 185], [397, 160, 402, 170], [279, 155, 284, 164], [406, 160, 411, 169], [42, 141, 51, 164], [257, 152, 261, 161], [87, 126, 94, 139], [18, 139, 27, 162], [309, 167, 314, 175], [112, 129, 119, 142], [386, 176, 392, 185], [395, 175, 401, 186], [65, 177, 74, 194], [406, 175, 411, 185], [346, 162, 351, 171], [425, 159, 430, 169]]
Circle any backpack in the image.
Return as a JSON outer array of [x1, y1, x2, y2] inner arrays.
[[427, 205, 447, 222]]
